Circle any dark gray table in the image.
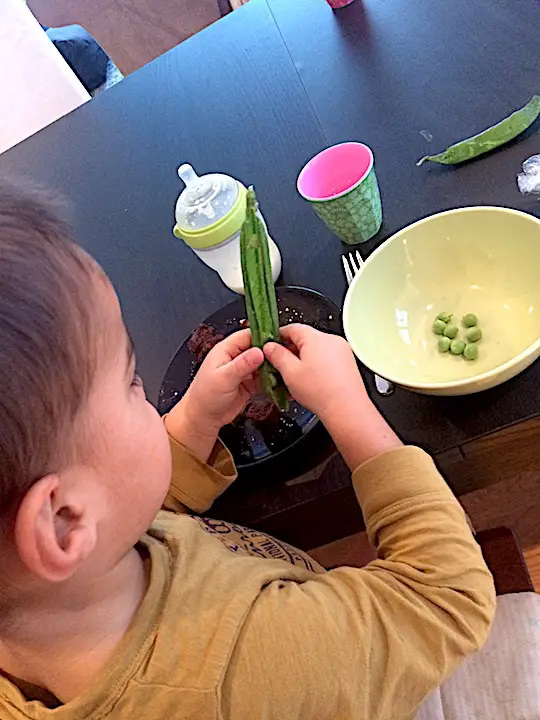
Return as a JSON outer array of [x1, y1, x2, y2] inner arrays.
[[1, 0, 539, 547]]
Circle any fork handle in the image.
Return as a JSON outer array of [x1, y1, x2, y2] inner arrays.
[[375, 375, 394, 395]]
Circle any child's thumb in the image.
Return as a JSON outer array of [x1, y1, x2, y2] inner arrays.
[[226, 347, 264, 382], [264, 342, 299, 378]]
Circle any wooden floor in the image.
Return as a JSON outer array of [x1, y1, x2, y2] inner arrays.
[[28, 0, 222, 75]]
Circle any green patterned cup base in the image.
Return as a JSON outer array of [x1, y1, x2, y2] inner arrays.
[[310, 166, 383, 244]]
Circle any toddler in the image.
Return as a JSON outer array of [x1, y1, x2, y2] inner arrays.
[[0, 182, 494, 719]]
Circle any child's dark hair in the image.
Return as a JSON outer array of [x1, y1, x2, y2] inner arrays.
[[0, 181, 96, 526]]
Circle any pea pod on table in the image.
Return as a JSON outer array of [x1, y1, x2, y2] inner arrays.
[[417, 94, 540, 167]]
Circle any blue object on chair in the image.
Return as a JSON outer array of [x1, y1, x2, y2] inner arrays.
[[45, 25, 109, 93]]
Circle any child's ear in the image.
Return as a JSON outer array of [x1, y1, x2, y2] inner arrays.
[[14, 474, 97, 582]]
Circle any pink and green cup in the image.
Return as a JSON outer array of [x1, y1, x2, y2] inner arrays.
[[297, 142, 383, 245], [326, 0, 356, 7]]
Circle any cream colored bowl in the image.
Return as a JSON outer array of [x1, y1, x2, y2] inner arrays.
[[343, 207, 540, 395]]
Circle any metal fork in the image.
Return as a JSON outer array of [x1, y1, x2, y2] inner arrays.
[[342, 251, 395, 396]]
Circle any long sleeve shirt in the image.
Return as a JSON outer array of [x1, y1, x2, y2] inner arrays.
[[0, 435, 495, 719]]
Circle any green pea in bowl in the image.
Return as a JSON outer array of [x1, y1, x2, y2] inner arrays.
[[343, 207, 540, 395]]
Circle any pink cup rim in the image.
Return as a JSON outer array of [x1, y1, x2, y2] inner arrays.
[[297, 142, 374, 202]]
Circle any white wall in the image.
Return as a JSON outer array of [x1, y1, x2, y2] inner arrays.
[[0, 0, 89, 154]]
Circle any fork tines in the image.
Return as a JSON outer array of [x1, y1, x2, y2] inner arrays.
[[342, 250, 364, 285]]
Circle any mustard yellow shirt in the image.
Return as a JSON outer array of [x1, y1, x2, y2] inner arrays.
[[0, 438, 495, 719]]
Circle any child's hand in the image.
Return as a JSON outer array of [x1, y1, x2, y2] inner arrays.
[[264, 324, 368, 423], [187, 329, 264, 428], [165, 330, 264, 461], [265, 324, 401, 470]]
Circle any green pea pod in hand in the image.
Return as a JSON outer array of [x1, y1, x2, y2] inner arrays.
[[240, 187, 289, 411], [417, 94, 540, 167]]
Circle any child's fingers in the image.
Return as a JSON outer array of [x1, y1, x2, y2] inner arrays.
[[214, 328, 254, 361], [202, 329, 253, 371], [264, 342, 301, 377], [220, 347, 264, 386], [282, 336, 300, 356], [242, 374, 260, 397], [278, 323, 316, 352]]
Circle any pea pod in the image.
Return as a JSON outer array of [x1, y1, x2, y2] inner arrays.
[[417, 95, 540, 167], [240, 187, 289, 411]]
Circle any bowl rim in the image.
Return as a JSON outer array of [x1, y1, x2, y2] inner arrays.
[[343, 205, 540, 391]]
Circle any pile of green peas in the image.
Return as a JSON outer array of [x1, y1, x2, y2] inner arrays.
[[432, 312, 482, 360]]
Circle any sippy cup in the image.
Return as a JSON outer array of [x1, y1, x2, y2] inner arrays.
[[173, 164, 281, 294]]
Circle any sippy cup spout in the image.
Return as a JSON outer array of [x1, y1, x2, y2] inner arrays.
[[177, 164, 199, 187]]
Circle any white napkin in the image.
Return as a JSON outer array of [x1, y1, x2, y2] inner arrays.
[[416, 593, 540, 720], [517, 155, 540, 195]]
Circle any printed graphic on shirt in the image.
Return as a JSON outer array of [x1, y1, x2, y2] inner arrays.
[[195, 517, 320, 572]]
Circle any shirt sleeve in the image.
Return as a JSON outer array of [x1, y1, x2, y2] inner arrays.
[[220, 446, 496, 720], [163, 432, 237, 514]]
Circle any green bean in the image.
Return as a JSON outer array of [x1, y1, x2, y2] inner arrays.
[[462, 313, 478, 328], [450, 339, 466, 355], [443, 324, 458, 339], [463, 343, 478, 361], [432, 319, 446, 335], [438, 336, 451, 353], [240, 187, 289, 410], [466, 326, 482, 342], [417, 95, 540, 167]]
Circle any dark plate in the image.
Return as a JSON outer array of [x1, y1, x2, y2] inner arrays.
[[158, 286, 341, 468]]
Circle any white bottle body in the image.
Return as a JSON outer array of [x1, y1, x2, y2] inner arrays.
[[191, 212, 282, 295]]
